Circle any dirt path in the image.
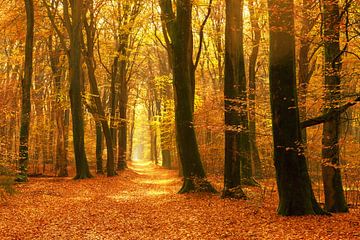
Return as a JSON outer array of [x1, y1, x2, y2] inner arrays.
[[1, 162, 359, 239]]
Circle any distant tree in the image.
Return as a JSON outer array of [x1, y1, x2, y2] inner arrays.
[[248, 0, 263, 180], [48, 34, 69, 177], [297, 0, 317, 147], [106, 1, 141, 171], [268, 0, 325, 215], [17, 0, 34, 182], [321, 0, 348, 213], [159, 0, 215, 193], [222, 0, 247, 198]]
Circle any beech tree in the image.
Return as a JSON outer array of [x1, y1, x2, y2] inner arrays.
[[159, 0, 215, 193], [321, 0, 348, 213], [248, 0, 263, 179], [268, 0, 325, 215], [222, 0, 247, 198], [82, 0, 116, 177], [69, 0, 92, 179], [44, 0, 92, 179], [17, 0, 35, 182]]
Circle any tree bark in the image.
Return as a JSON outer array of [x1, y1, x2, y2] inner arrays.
[[248, 0, 262, 179], [69, 0, 92, 179], [48, 36, 68, 177], [95, 123, 103, 174], [17, 0, 34, 182], [222, 0, 248, 199], [159, 0, 215, 193], [321, 0, 348, 213], [268, 0, 325, 215], [117, 62, 128, 170], [82, 2, 116, 176]]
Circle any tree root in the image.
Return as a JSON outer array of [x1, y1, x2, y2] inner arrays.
[[222, 186, 247, 199], [242, 177, 261, 187], [178, 177, 218, 194]]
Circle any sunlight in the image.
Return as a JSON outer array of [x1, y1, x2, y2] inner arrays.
[[133, 178, 176, 185], [108, 189, 169, 202]]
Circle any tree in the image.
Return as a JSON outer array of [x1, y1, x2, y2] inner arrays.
[[82, 0, 116, 177], [69, 0, 92, 179], [248, 0, 263, 180], [106, 0, 141, 171], [297, 0, 317, 148], [48, 34, 69, 177], [222, 0, 247, 198], [268, 0, 325, 215], [159, 0, 215, 193], [321, 0, 348, 213], [43, 0, 92, 179], [17, 0, 34, 182]]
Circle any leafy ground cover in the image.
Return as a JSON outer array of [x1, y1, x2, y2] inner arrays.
[[0, 161, 359, 239]]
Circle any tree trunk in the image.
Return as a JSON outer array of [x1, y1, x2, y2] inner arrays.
[[321, 0, 348, 213], [298, 0, 316, 152], [161, 84, 173, 169], [69, 0, 92, 179], [175, 0, 215, 193], [117, 62, 128, 170], [248, 0, 262, 180], [48, 36, 68, 177], [17, 0, 34, 182], [159, 0, 215, 193], [222, 0, 247, 199], [95, 122, 103, 174], [268, 0, 325, 215]]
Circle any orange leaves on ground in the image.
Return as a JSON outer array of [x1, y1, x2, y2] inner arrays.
[[0, 162, 359, 239]]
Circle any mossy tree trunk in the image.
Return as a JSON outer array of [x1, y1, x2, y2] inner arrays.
[[321, 0, 348, 213], [268, 0, 325, 215], [18, 0, 34, 182]]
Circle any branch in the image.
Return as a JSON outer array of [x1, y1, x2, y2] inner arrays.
[[301, 96, 360, 128], [159, 0, 176, 41], [42, 0, 69, 56], [194, 0, 213, 70]]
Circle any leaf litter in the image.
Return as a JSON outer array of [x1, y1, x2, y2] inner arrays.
[[0, 161, 359, 240]]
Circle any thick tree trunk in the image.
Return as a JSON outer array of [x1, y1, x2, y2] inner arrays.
[[268, 0, 325, 215], [17, 0, 34, 182], [160, 0, 215, 193], [222, 0, 247, 199], [69, 0, 92, 179], [321, 0, 348, 213]]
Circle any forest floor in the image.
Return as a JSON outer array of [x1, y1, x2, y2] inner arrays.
[[0, 161, 359, 240]]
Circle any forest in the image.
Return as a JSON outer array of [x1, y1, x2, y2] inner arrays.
[[0, 0, 359, 239]]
